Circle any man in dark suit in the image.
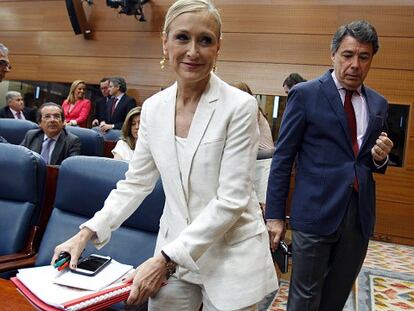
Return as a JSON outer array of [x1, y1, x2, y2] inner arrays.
[[21, 102, 81, 165], [0, 43, 11, 82], [91, 77, 111, 127], [0, 91, 36, 122], [266, 21, 393, 311], [99, 77, 136, 132]]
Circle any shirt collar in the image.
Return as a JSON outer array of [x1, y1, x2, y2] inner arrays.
[[331, 71, 362, 95], [9, 107, 22, 116], [115, 93, 125, 101], [43, 132, 61, 141]]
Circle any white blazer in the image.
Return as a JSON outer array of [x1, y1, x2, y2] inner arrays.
[[82, 73, 278, 310]]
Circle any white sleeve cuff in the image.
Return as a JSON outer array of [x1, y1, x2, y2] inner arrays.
[[80, 217, 112, 250], [162, 240, 199, 273]]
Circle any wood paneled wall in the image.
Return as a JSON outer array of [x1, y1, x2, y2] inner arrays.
[[0, 0, 413, 244]]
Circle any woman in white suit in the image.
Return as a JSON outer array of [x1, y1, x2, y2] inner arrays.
[[52, 1, 277, 310]]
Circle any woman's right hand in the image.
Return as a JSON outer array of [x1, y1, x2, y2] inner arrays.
[[50, 227, 95, 269]]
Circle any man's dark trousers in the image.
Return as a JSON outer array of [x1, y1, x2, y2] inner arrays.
[[287, 191, 369, 311]]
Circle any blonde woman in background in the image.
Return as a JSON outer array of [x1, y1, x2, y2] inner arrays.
[[112, 106, 141, 161], [62, 80, 91, 128]]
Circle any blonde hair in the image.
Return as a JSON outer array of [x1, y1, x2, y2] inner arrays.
[[163, 0, 222, 37], [66, 80, 86, 104], [121, 106, 142, 150]]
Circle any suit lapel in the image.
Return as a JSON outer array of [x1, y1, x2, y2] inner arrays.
[[320, 72, 355, 158], [50, 131, 65, 165], [161, 84, 189, 209], [33, 132, 43, 154], [181, 74, 219, 195], [114, 95, 125, 114]]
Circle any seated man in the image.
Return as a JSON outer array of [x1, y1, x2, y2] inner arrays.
[[0, 91, 36, 122], [21, 102, 81, 165]]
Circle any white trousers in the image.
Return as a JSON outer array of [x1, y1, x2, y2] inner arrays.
[[148, 277, 258, 311]]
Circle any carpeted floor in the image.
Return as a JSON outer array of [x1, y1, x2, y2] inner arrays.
[[266, 240, 414, 311]]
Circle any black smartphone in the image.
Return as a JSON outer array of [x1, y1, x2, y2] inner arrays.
[[72, 254, 112, 276], [272, 240, 291, 273]]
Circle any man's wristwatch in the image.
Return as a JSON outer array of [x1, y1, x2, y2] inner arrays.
[[161, 250, 176, 280]]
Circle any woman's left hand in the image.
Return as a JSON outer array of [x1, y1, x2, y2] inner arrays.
[[125, 254, 167, 305]]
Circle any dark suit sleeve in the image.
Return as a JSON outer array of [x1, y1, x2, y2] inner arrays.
[[0, 107, 10, 118], [113, 96, 137, 129], [369, 99, 390, 174], [265, 88, 306, 220]]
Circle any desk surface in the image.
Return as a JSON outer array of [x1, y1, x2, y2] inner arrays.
[[0, 278, 34, 310]]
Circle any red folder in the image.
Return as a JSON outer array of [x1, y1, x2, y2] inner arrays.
[[11, 277, 131, 311]]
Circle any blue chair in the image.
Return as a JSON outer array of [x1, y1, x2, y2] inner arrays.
[[0, 144, 46, 257], [35, 156, 165, 268], [65, 127, 104, 156], [0, 119, 39, 145]]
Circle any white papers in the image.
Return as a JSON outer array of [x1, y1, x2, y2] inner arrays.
[[16, 260, 133, 308], [17, 266, 92, 308], [54, 259, 133, 291]]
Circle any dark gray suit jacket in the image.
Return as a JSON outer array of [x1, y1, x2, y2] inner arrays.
[[21, 128, 81, 165]]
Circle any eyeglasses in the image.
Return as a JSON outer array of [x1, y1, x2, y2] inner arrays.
[[42, 114, 62, 121], [0, 60, 11, 70]]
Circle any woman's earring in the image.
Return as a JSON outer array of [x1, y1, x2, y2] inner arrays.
[[160, 54, 167, 70], [212, 62, 217, 73]]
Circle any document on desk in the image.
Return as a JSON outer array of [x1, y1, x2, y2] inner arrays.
[[12, 260, 134, 310], [54, 259, 132, 291]]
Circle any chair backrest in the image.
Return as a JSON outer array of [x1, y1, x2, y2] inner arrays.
[[0, 119, 39, 145], [35, 156, 165, 267], [0, 144, 46, 255], [65, 127, 104, 156]]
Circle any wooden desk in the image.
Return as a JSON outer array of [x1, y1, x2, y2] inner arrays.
[[0, 278, 34, 310]]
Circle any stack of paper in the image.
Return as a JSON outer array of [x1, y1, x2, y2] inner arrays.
[[12, 260, 133, 310]]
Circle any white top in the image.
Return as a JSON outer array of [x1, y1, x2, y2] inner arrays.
[[175, 135, 202, 284], [111, 140, 134, 161], [175, 135, 187, 186]]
